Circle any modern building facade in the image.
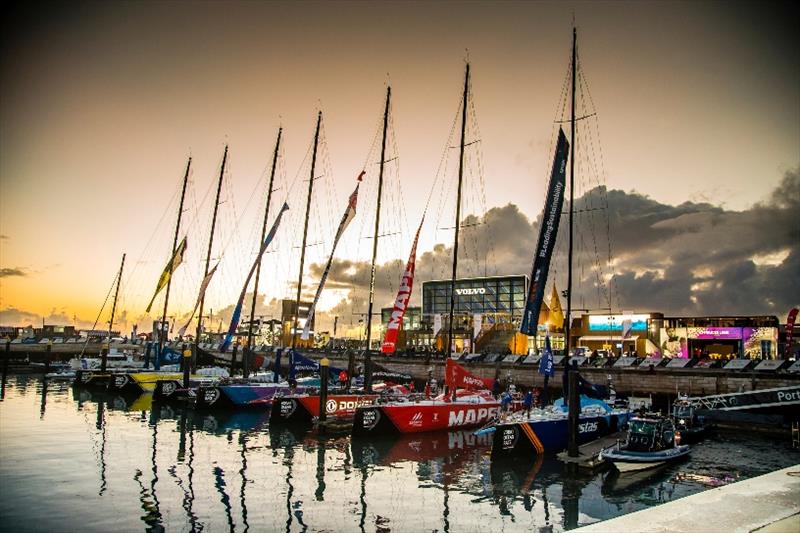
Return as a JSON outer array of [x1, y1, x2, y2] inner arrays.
[[569, 313, 781, 359]]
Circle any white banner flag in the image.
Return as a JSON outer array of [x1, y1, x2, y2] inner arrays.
[[433, 314, 442, 336], [473, 313, 483, 341]]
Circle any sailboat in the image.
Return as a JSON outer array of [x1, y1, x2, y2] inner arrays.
[[107, 157, 194, 395], [194, 113, 331, 409], [72, 253, 139, 387], [352, 63, 512, 436], [271, 86, 418, 426], [489, 28, 630, 458]]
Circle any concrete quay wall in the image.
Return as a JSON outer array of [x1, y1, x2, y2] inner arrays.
[[572, 464, 800, 533], [319, 354, 799, 396]]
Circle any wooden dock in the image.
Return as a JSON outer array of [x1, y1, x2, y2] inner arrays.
[[556, 430, 626, 469]]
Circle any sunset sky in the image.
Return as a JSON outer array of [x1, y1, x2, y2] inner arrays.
[[1, 1, 797, 334]]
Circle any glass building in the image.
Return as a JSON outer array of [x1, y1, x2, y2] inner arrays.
[[422, 275, 528, 324]]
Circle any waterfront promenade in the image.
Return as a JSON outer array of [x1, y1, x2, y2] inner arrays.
[[574, 464, 800, 533]]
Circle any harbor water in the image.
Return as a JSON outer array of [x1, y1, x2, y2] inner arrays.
[[1, 374, 797, 532]]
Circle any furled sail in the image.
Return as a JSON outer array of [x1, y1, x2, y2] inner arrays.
[[520, 128, 569, 335], [145, 236, 187, 313], [220, 202, 290, 352], [380, 219, 423, 354], [300, 172, 363, 340]]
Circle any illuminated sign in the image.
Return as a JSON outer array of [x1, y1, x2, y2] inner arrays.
[[588, 314, 649, 332], [455, 288, 486, 295]]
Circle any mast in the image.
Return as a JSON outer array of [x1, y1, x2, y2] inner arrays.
[[566, 26, 579, 457], [291, 112, 322, 351], [157, 157, 191, 370], [364, 86, 391, 392], [446, 63, 470, 359], [244, 129, 282, 378], [102, 253, 126, 373], [193, 146, 228, 372]]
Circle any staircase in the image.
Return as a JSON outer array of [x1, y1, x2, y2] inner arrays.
[[475, 323, 518, 354]]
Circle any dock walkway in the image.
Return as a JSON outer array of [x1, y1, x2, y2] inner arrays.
[[573, 464, 800, 532], [557, 430, 626, 468]]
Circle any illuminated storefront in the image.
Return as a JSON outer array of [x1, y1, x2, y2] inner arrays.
[[659, 316, 779, 359], [574, 313, 659, 355]]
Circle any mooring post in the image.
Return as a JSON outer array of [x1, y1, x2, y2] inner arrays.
[[319, 357, 329, 432], [45, 341, 52, 374], [4, 340, 9, 373], [100, 342, 109, 373], [568, 364, 580, 457], [182, 343, 191, 388]]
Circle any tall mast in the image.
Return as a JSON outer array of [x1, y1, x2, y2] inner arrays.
[[566, 26, 579, 458], [446, 63, 470, 359], [565, 28, 576, 359], [157, 157, 191, 370], [245, 128, 282, 378], [291, 112, 322, 351], [364, 86, 391, 391], [102, 253, 126, 373], [193, 146, 228, 370]]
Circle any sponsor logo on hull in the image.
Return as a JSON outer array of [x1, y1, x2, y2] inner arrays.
[[203, 388, 220, 405], [162, 382, 176, 396], [361, 409, 381, 430], [279, 399, 298, 418], [447, 407, 500, 428]]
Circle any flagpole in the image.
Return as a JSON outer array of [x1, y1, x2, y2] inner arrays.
[[191, 146, 227, 376], [245, 128, 282, 378], [157, 157, 191, 371], [364, 86, 391, 393]]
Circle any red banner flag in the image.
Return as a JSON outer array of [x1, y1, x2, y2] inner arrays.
[[787, 308, 798, 358], [445, 358, 492, 391], [381, 221, 423, 354]]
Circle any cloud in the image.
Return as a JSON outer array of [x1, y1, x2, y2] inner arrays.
[[0, 267, 27, 278], [302, 166, 799, 327], [0, 307, 40, 325], [0, 235, 9, 240]]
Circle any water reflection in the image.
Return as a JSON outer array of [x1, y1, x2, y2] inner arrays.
[[0, 375, 797, 533]]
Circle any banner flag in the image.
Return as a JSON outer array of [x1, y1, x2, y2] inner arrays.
[[521, 128, 569, 335], [301, 173, 363, 340], [220, 203, 290, 352], [787, 308, 799, 357], [445, 358, 492, 391], [381, 219, 423, 354], [433, 314, 442, 337], [145, 236, 188, 313], [177, 263, 219, 338], [473, 313, 483, 342], [539, 334, 555, 377]]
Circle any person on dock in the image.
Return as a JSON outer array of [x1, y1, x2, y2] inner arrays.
[[523, 389, 533, 417], [338, 369, 348, 390], [500, 390, 512, 416], [492, 378, 501, 399]]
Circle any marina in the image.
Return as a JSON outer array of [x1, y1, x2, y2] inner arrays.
[[1, 374, 798, 532], [1, 3, 798, 532]]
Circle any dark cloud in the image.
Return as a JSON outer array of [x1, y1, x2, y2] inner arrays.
[[0, 307, 39, 325], [304, 167, 799, 326], [0, 267, 26, 277], [0, 235, 9, 240]]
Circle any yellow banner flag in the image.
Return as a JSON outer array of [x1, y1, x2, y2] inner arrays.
[[145, 236, 187, 313]]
